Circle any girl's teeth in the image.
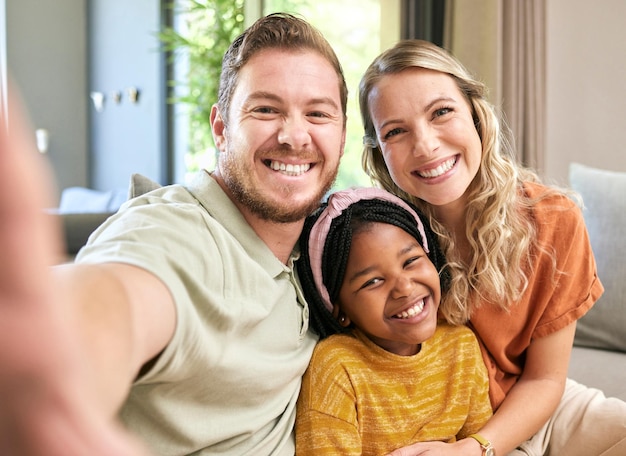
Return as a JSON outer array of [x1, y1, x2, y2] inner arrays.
[[395, 300, 425, 319]]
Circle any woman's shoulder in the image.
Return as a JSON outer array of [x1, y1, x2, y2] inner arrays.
[[522, 181, 588, 247], [523, 180, 575, 203], [522, 181, 581, 217]]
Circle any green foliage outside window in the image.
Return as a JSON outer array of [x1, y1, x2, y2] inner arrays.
[[160, 0, 245, 173]]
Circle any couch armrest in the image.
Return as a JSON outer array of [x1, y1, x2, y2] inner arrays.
[[60, 212, 113, 255]]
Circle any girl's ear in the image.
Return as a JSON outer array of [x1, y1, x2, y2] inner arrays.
[[332, 304, 351, 328]]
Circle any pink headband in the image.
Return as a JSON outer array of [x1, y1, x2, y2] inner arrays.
[[308, 187, 429, 312]]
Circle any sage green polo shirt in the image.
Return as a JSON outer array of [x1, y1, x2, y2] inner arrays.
[[77, 171, 317, 455]]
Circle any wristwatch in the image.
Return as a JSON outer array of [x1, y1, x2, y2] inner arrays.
[[469, 434, 496, 456]]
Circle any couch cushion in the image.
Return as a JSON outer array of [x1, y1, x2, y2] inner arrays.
[[569, 163, 626, 352], [569, 346, 626, 401], [59, 186, 127, 213], [128, 173, 162, 199], [61, 212, 113, 255]]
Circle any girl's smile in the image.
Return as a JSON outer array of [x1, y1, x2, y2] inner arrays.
[[337, 222, 441, 356]]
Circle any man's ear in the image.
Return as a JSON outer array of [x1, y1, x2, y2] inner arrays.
[[210, 104, 227, 152]]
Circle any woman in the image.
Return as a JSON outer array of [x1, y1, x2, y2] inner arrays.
[[358, 39, 626, 456]]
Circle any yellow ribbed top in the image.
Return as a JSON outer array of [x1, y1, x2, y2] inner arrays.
[[296, 324, 492, 455]]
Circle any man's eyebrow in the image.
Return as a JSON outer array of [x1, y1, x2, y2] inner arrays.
[[308, 96, 340, 110], [244, 92, 340, 110], [245, 91, 281, 103]]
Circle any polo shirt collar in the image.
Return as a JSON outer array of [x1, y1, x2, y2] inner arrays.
[[186, 171, 299, 277]]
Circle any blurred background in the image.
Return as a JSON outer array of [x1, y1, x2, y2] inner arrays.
[[2, 0, 625, 206]]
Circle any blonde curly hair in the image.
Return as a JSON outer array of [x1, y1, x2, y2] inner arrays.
[[359, 40, 558, 324]]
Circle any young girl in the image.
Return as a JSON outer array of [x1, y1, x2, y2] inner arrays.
[[295, 187, 492, 455], [358, 39, 626, 455]]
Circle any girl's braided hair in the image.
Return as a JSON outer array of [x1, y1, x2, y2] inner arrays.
[[297, 195, 450, 340]]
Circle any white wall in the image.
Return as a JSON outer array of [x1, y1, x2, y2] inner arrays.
[[6, 0, 88, 193], [88, 0, 166, 191], [546, 0, 626, 185]]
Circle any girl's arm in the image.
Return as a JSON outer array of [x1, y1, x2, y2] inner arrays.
[[385, 321, 576, 456]]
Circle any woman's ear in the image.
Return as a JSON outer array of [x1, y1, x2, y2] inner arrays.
[[332, 304, 351, 328]]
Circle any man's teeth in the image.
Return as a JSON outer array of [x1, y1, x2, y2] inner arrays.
[[269, 160, 311, 176], [418, 157, 456, 178], [395, 300, 425, 319]]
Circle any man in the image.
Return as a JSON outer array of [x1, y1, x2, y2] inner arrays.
[[0, 13, 346, 455]]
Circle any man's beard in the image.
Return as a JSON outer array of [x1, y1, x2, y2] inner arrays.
[[219, 150, 338, 224]]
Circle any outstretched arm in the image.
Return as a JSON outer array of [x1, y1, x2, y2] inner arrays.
[[0, 92, 169, 455]]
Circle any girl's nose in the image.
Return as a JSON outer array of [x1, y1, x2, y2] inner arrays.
[[391, 274, 413, 299]]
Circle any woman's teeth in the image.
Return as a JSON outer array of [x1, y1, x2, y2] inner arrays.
[[394, 300, 425, 319], [268, 160, 311, 176], [418, 157, 456, 178]]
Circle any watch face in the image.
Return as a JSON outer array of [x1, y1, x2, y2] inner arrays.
[[485, 448, 495, 456]]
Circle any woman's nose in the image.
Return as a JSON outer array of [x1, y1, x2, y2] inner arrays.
[[412, 124, 439, 157], [277, 117, 311, 149]]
